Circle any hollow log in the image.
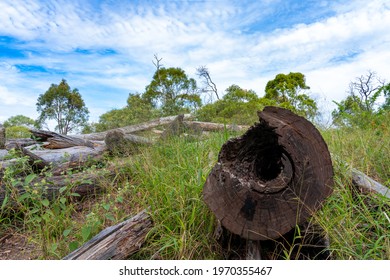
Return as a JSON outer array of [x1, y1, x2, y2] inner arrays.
[[29, 129, 94, 149], [63, 209, 152, 260], [203, 106, 334, 241], [75, 114, 193, 141]]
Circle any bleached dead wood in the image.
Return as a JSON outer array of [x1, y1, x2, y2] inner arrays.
[[30, 145, 105, 166], [29, 129, 94, 149], [350, 168, 390, 199], [75, 114, 193, 141], [0, 144, 106, 177], [332, 153, 390, 199], [17, 144, 50, 172], [63, 209, 152, 260], [183, 121, 249, 132], [104, 130, 153, 155], [5, 138, 38, 150], [0, 149, 8, 161]]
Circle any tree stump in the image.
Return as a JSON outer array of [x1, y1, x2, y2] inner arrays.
[[203, 106, 333, 241]]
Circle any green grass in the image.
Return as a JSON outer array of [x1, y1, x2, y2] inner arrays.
[[318, 120, 390, 259], [0, 123, 389, 259]]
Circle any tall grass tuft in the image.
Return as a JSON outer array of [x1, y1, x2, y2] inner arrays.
[[119, 133, 236, 259], [318, 120, 390, 259]]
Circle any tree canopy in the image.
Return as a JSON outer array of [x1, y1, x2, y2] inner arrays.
[[3, 115, 36, 128], [265, 72, 318, 119], [3, 115, 36, 138], [144, 67, 201, 116], [93, 93, 157, 132], [332, 71, 388, 128], [196, 84, 263, 125], [36, 79, 89, 135]]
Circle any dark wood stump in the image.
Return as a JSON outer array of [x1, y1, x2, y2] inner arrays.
[[203, 106, 333, 241]]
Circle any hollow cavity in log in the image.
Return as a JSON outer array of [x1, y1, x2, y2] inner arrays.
[[203, 106, 334, 240]]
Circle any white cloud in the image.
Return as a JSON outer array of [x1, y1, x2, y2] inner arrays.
[[0, 0, 389, 124]]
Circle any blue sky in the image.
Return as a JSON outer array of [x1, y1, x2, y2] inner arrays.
[[1, 0, 390, 125]]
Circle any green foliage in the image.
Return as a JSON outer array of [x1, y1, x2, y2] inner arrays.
[[318, 123, 390, 259], [3, 115, 36, 139], [196, 84, 263, 125], [1, 124, 389, 259], [378, 83, 390, 112], [94, 108, 132, 132], [94, 93, 157, 132], [36, 79, 89, 135], [332, 72, 388, 128], [265, 72, 318, 119], [3, 115, 36, 128], [5, 126, 32, 139], [144, 67, 201, 116]]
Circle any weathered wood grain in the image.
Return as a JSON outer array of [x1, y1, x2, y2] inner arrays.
[[63, 209, 152, 260]]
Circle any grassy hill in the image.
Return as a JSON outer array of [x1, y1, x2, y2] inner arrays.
[[0, 121, 389, 259]]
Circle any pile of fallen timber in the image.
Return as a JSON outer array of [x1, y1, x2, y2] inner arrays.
[[1, 109, 389, 260]]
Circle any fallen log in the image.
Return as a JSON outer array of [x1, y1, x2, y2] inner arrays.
[[105, 130, 153, 155], [0, 149, 8, 161], [75, 114, 193, 141], [183, 121, 249, 132], [203, 106, 334, 241], [5, 138, 38, 150], [160, 114, 186, 139], [17, 144, 50, 172], [0, 168, 115, 206], [0, 145, 105, 177], [29, 129, 94, 149], [29, 145, 105, 167], [350, 168, 390, 199], [63, 209, 152, 260]]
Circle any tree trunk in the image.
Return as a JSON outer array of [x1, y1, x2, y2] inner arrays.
[[160, 114, 186, 139], [104, 130, 153, 155], [350, 168, 390, 198], [28, 145, 105, 167], [75, 114, 193, 141], [5, 138, 38, 150], [0, 145, 106, 177], [17, 144, 50, 172], [203, 106, 334, 241], [29, 129, 94, 149], [63, 209, 152, 260], [183, 121, 249, 132]]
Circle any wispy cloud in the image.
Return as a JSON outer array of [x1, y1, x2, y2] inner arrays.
[[0, 0, 389, 123]]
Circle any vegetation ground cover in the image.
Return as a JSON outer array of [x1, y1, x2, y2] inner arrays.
[[1, 120, 388, 259]]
